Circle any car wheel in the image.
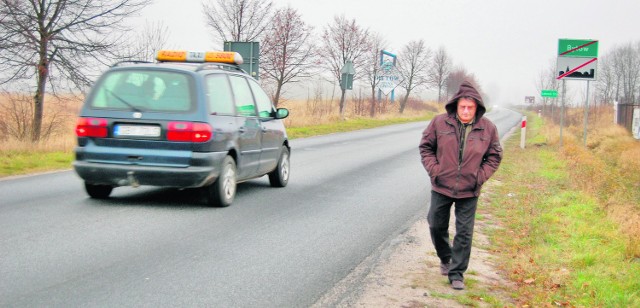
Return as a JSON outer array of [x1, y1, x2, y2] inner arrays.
[[85, 182, 113, 199], [268, 146, 290, 188], [205, 155, 236, 207]]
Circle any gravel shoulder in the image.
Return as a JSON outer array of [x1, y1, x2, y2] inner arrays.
[[319, 182, 516, 307]]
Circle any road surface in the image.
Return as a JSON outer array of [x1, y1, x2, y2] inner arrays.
[[0, 108, 521, 307]]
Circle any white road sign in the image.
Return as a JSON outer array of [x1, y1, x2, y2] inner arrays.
[[376, 60, 402, 95], [556, 57, 597, 80]]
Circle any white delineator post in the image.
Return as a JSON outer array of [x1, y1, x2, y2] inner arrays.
[[520, 116, 527, 149]]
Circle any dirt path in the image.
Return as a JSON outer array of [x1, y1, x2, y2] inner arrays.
[[317, 184, 516, 307]]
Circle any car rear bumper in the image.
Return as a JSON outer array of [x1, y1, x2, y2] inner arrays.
[[73, 151, 228, 188]]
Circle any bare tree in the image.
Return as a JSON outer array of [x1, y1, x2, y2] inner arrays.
[[361, 33, 388, 117], [321, 15, 370, 117], [117, 21, 171, 62], [202, 0, 273, 46], [445, 67, 481, 100], [535, 59, 560, 114], [396, 39, 432, 114], [260, 6, 316, 107], [595, 55, 616, 105], [613, 42, 640, 104], [592, 41, 640, 106], [134, 21, 171, 62], [0, 0, 148, 142], [428, 46, 452, 103]]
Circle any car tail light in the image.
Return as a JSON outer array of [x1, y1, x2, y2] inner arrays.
[[167, 122, 212, 142], [76, 117, 108, 138]]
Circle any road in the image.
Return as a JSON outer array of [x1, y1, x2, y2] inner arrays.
[[0, 108, 521, 307]]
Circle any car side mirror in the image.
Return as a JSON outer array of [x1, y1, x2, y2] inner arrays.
[[275, 108, 289, 119]]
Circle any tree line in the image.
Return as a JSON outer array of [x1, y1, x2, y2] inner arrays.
[[0, 0, 481, 142]]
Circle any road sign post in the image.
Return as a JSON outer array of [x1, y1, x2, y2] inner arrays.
[[556, 39, 598, 81], [224, 41, 259, 79], [583, 80, 591, 146], [340, 61, 355, 90], [556, 38, 598, 147], [525, 96, 535, 104], [377, 50, 400, 103], [559, 80, 566, 147]]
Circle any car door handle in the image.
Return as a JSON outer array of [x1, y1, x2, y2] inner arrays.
[[239, 127, 246, 133]]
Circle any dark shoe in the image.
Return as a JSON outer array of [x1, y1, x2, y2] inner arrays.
[[439, 262, 450, 276], [451, 280, 465, 290]]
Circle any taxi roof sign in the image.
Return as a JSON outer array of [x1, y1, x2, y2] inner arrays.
[[156, 50, 244, 65]]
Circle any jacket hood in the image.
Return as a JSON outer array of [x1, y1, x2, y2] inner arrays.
[[445, 81, 486, 119]]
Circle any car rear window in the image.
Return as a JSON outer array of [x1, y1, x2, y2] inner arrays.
[[89, 70, 194, 112]]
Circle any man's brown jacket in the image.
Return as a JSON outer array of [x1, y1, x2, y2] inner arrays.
[[419, 81, 502, 198]]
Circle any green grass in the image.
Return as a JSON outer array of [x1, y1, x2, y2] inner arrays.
[[1, 151, 73, 177], [286, 115, 431, 139], [483, 112, 640, 307]]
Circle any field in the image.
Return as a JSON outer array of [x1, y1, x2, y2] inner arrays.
[[0, 93, 440, 177]]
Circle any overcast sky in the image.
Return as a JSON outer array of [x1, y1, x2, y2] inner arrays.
[[134, 0, 640, 105]]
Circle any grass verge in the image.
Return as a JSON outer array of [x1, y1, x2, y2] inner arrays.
[[1, 150, 73, 178], [483, 113, 640, 307], [286, 114, 432, 139]]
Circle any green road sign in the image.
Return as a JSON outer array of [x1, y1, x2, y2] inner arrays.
[[541, 89, 558, 98], [340, 60, 355, 90], [558, 39, 598, 57], [224, 41, 259, 79]]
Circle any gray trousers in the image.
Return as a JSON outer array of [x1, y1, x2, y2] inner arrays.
[[427, 190, 478, 282]]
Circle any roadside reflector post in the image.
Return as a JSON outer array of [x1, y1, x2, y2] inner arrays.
[[520, 115, 527, 149]]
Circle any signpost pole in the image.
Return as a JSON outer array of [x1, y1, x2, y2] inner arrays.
[[556, 38, 598, 148], [376, 50, 401, 104], [560, 80, 565, 148], [249, 43, 254, 79], [583, 81, 590, 146], [391, 56, 397, 103], [378, 50, 383, 103]]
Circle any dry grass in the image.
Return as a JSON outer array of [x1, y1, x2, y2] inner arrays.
[[487, 112, 640, 306], [0, 93, 82, 153], [280, 97, 442, 128], [542, 106, 640, 257], [1, 93, 441, 153]]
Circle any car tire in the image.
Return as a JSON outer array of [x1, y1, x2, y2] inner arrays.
[[85, 182, 113, 199], [268, 146, 290, 188], [205, 155, 237, 207]]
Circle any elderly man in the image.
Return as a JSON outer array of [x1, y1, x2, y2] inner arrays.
[[419, 81, 503, 290]]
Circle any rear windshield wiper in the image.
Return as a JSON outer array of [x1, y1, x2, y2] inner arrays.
[[104, 88, 145, 112]]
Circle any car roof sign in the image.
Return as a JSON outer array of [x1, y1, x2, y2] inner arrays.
[[156, 50, 244, 65]]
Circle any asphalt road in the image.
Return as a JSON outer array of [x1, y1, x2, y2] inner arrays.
[[0, 108, 521, 307]]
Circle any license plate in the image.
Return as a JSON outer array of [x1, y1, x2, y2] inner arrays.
[[114, 125, 161, 137]]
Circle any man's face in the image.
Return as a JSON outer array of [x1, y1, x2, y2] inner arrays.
[[457, 97, 477, 124]]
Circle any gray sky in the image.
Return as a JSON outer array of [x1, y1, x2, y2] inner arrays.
[[135, 0, 640, 105]]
